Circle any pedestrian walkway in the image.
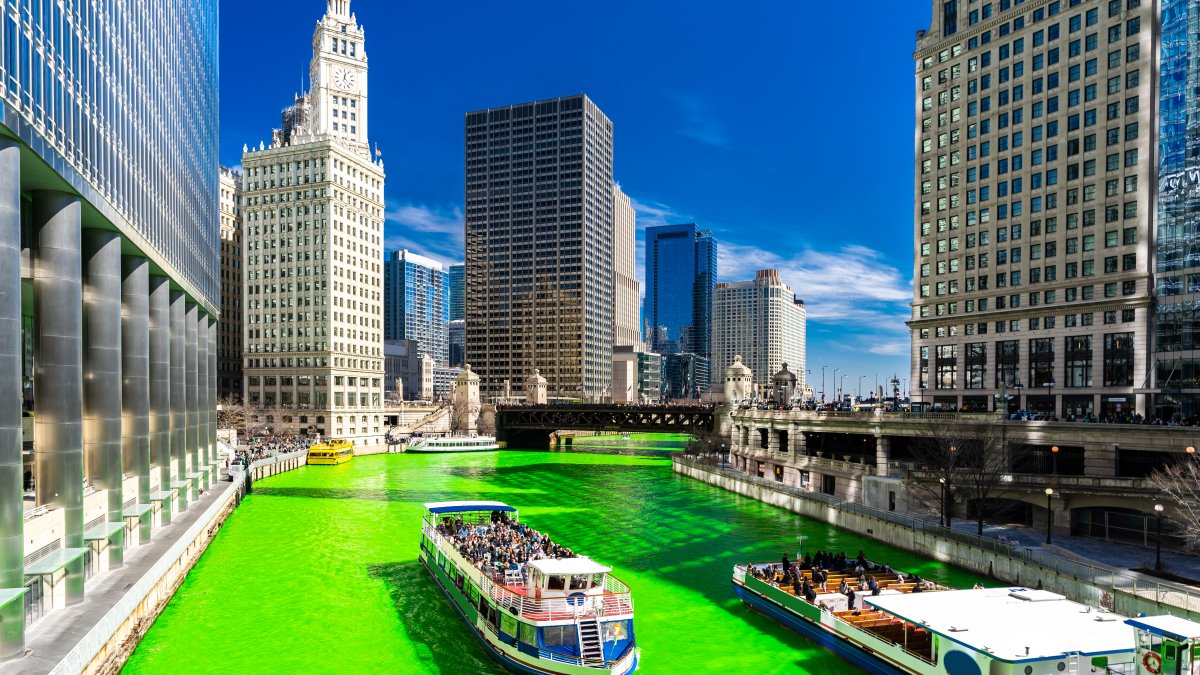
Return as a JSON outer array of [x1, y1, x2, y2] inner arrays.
[[10, 472, 234, 674], [951, 520, 1200, 582]]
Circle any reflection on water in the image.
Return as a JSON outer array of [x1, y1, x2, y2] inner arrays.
[[125, 448, 982, 674]]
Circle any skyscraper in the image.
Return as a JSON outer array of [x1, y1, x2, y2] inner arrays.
[[1153, 0, 1200, 418], [645, 224, 716, 358], [613, 185, 641, 348], [0, 0, 218, 654], [384, 249, 449, 365], [911, 0, 1156, 418], [219, 167, 244, 398], [712, 270, 807, 394], [241, 0, 386, 444], [465, 95, 614, 400], [449, 263, 465, 322]]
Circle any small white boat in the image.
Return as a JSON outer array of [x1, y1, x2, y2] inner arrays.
[[406, 435, 499, 453]]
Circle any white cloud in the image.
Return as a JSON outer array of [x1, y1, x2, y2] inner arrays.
[[670, 93, 728, 148], [383, 202, 464, 267]]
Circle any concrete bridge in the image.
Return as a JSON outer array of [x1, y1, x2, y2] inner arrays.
[[495, 404, 717, 449]]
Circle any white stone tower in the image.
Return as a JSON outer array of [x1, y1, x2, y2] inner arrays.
[[526, 369, 548, 405], [723, 355, 753, 403]]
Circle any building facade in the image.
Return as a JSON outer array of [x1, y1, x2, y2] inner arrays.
[[0, 0, 219, 656], [645, 223, 716, 358], [241, 0, 387, 445], [384, 249, 449, 365], [219, 167, 244, 398], [1153, 0, 1200, 419], [712, 269, 807, 395], [464, 95, 615, 400], [449, 263, 465, 322], [613, 184, 641, 348], [384, 339, 421, 401], [911, 0, 1156, 418], [664, 352, 712, 401], [448, 318, 466, 367]]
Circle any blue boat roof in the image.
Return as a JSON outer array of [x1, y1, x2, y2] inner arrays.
[[1126, 616, 1200, 641], [424, 501, 516, 514]]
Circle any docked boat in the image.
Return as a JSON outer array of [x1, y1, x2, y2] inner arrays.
[[733, 562, 1138, 674], [306, 438, 353, 465], [420, 501, 637, 674], [406, 435, 499, 453]]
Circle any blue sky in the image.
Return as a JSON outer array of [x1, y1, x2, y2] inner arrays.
[[220, 0, 931, 398]]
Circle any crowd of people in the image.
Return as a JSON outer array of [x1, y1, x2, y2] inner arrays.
[[747, 550, 926, 606], [436, 510, 575, 580]]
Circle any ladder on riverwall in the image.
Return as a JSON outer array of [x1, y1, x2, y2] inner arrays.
[[577, 617, 603, 664]]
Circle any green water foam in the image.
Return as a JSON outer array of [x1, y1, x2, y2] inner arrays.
[[124, 451, 985, 674]]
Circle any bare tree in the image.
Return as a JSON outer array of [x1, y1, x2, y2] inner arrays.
[[450, 397, 471, 434], [475, 411, 495, 436], [1148, 458, 1200, 552], [217, 394, 247, 435], [912, 414, 1022, 535]]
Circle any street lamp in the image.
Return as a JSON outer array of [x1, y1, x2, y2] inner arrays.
[[939, 477, 947, 528], [1154, 504, 1164, 572], [1045, 488, 1054, 545], [1013, 380, 1024, 413], [841, 374, 848, 402], [858, 375, 865, 400], [833, 368, 840, 402], [1051, 445, 1059, 476], [1045, 380, 1056, 418], [821, 365, 827, 403], [1188, 446, 1196, 456]]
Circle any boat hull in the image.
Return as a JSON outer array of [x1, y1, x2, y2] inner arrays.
[[419, 553, 636, 674], [732, 580, 907, 675], [306, 453, 353, 465], [406, 445, 500, 453]]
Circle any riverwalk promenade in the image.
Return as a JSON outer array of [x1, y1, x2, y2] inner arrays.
[[4, 450, 307, 675]]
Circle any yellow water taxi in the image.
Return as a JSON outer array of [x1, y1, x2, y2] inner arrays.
[[307, 438, 354, 465]]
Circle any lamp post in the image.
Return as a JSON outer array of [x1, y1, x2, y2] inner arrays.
[[833, 368, 840, 402], [1013, 380, 1024, 414], [1051, 445, 1059, 476], [1154, 503, 1164, 572], [858, 375, 865, 400], [1046, 380, 1056, 418], [1045, 488, 1054, 545], [939, 477, 947, 528], [841, 374, 848, 403], [821, 365, 827, 403]]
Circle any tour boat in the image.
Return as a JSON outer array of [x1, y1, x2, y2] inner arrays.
[[733, 563, 1138, 674], [420, 501, 638, 674], [406, 435, 499, 453], [306, 438, 354, 465]]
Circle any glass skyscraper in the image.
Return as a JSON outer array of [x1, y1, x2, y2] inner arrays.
[[449, 263, 465, 322], [385, 250, 450, 365], [1154, 0, 1200, 417], [644, 224, 717, 359], [0, 0, 218, 657]]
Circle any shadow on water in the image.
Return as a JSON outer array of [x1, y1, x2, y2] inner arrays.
[[367, 560, 504, 675]]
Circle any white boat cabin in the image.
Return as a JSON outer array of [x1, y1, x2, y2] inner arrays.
[[1124, 615, 1200, 675], [524, 557, 611, 600]]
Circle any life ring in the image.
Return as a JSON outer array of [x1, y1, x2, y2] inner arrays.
[[1144, 650, 1163, 674]]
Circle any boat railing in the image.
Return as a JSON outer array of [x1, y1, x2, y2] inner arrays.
[[425, 526, 633, 620]]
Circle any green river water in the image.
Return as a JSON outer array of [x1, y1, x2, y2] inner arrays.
[[124, 444, 983, 674]]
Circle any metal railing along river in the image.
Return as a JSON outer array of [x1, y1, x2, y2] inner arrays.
[[675, 455, 1200, 615]]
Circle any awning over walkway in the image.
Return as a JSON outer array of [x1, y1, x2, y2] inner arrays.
[[24, 548, 87, 576], [84, 522, 125, 542]]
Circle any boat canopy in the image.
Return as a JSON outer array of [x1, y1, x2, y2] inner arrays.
[[527, 557, 611, 576], [424, 501, 516, 514], [1126, 615, 1200, 642]]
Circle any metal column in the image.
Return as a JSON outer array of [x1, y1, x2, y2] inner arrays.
[[193, 308, 207, 489], [208, 316, 217, 484], [122, 257, 152, 543], [32, 191, 85, 605], [169, 291, 187, 511], [148, 277, 172, 524], [83, 231, 124, 567], [0, 138, 25, 659], [184, 302, 198, 500]]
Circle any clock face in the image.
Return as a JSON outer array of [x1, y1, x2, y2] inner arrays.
[[333, 67, 356, 91]]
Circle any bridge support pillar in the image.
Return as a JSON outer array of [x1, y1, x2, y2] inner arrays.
[[1084, 443, 1118, 477], [875, 435, 891, 476]]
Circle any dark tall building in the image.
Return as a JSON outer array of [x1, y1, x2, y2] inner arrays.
[[644, 224, 717, 359], [465, 95, 614, 400], [449, 263, 465, 322]]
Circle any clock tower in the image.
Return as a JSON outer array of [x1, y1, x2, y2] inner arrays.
[[310, 0, 368, 148]]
